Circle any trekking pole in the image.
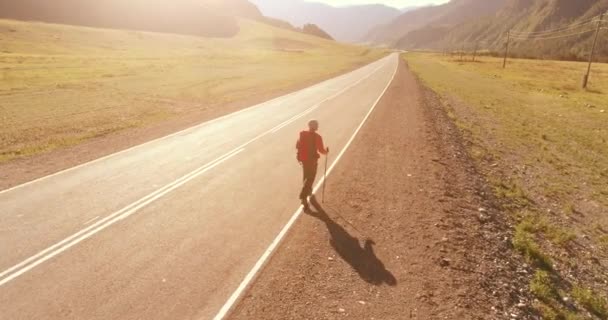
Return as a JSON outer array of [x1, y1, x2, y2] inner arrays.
[[326, 206, 366, 238], [322, 150, 329, 203]]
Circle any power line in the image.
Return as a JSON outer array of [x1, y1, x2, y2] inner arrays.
[[510, 23, 594, 37], [510, 17, 599, 36], [511, 21, 600, 37], [510, 28, 597, 41], [502, 12, 605, 90], [584, 13, 604, 89]]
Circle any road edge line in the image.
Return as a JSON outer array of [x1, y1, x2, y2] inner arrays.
[[212, 53, 400, 320], [0, 58, 390, 284]]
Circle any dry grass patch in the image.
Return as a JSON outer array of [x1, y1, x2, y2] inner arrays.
[[406, 53, 608, 320], [0, 18, 386, 163]]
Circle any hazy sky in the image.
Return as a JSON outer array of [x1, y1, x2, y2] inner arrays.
[[313, 0, 450, 8]]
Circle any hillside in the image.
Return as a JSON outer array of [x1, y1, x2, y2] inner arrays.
[[202, 0, 264, 20], [365, 0, 506, 45], [441, 0, 608, 61], [0, 0, 245, 38], [0, 0, 338, 42], [0, 17, 385, 171], [369, 0, 608, 61], [251, 0, 401, 42], [301, 23, 334, 40]]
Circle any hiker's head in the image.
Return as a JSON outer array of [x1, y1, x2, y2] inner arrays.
[[308, 120, 319, 132]]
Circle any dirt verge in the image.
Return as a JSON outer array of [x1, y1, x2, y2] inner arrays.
[[230, 58, 533, 319]]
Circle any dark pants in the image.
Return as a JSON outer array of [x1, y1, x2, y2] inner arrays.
[[299, 161, 318, 201]]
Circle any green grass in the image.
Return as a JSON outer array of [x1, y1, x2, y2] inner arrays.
[[530, 270, 558, 301], [513, 218, 553, 270], [494, 179, 530, 209], [405, 52, 608, 320], [405, 53, 608, 208], [572, 286, 608, 319], [536, 303, 585, 320], [600, 235, 608, 252], [528, 259, 606, 320], [0, 19, 386, 162]]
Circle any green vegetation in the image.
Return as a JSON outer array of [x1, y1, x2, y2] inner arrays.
[[0, 18, 385, 162], [536, 304, 585, 320], [513, 218, 553, 270], [572, 286, 608, 319], [528, 270, 582, 320], [406, 52, 608, 211], [405, 52, 608, 319], [600, 235, 608, 252], [494, 179, 529, 209], [530, 270, 558, 301]]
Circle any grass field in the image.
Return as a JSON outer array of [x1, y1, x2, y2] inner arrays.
[[405, 53, 608, 319], [0, 19, 386, 163]]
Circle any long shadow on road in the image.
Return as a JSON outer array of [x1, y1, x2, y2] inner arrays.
[[307, 197, 397, 286]]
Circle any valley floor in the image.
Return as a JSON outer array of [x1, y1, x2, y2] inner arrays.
[[407, 53, 608, 320], [0, 18, 384, 190], [230, 58, 530, 319]]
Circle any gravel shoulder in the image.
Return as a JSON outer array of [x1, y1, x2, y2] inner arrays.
[[230, 58, 531, 319]]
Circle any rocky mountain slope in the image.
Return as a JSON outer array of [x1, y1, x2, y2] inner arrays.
[[0, 0, 333, 40], [251, 0, 401, 42], [368, 0, 608, 61]]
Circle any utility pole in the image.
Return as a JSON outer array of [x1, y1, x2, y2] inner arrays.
[[583, 13, 604, 89], [472, 42, 479, 62], [460, 45, 465, 61], [503, 30, 511, 69]]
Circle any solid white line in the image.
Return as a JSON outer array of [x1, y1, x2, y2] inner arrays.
[[270, 107, 317, 133], [268, 105, 320, 133], [83, 216, 100, 225], [0, 147, 243, 280], [0, 56, 389, 196], [212, 54, 400, 320], [0, 55, 391, 286], [0, 149, 244, 287], [269, 62, 387, 135]]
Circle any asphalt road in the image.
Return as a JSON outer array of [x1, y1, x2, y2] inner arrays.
[[0, 53, 398, 320]]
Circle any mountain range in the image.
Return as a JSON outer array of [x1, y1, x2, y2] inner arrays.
[[249, 0, 608, 60], [365, 0, 507, 45], [251, 0, 402, 42], [365, 0, 608, 60], [2, 0, 606, 61], [0, 0, 333, 40]]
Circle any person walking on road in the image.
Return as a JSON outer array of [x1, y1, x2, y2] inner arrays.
[[296, 120, 329, 212]]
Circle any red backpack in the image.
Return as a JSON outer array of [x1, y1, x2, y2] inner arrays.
[[296, 131, 317, 162]]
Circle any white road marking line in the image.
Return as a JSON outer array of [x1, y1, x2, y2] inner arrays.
[[0, 56, 390, 195], [212, 54, 400, 320], [270, 106, 318, 133], [0, 54, 390, 287], [0, 148, 244, 286], [269, 105, 319, 133], [83, 216, 100, 225], [270, 62, 387, 135]]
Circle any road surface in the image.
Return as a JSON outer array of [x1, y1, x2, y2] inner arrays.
[[0, 53, 398, 319]]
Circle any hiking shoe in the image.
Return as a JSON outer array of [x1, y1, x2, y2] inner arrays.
[[301, 199, 311, 213]]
